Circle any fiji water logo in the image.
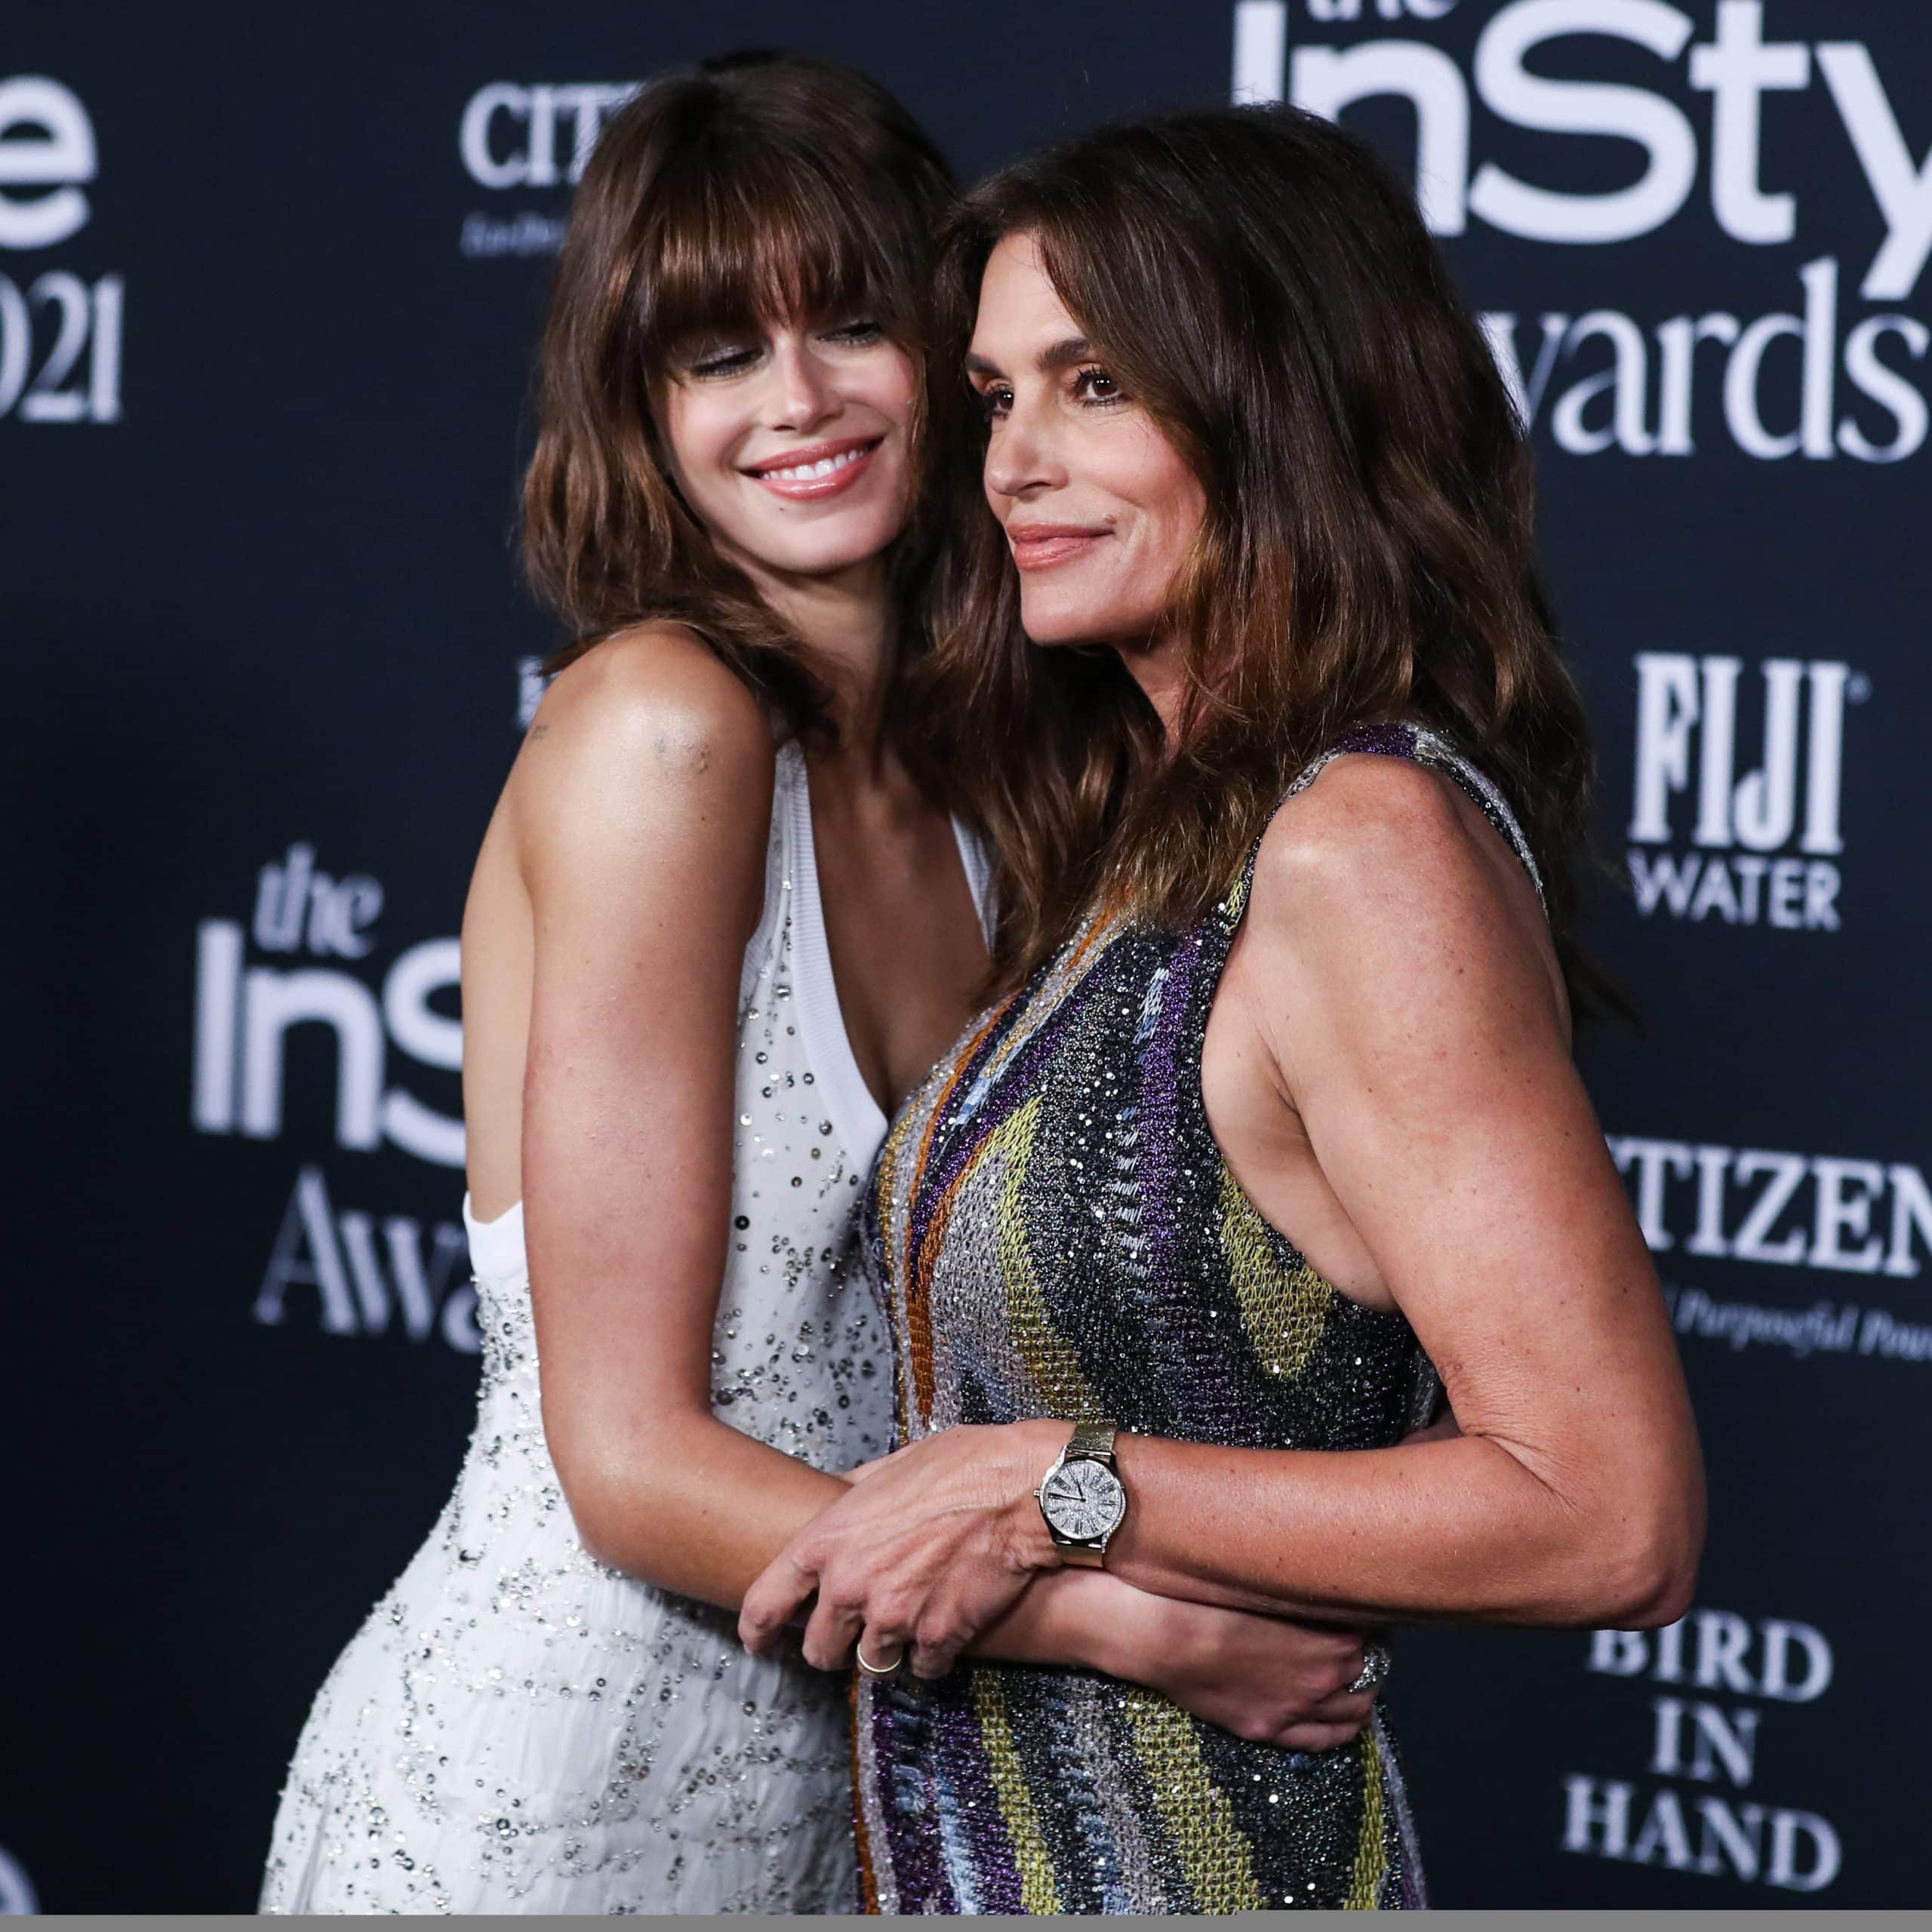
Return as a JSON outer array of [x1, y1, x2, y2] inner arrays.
[[1626, 654, 1863, 930]]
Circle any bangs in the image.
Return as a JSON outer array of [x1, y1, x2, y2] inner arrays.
[[634, 130, 924, 360]]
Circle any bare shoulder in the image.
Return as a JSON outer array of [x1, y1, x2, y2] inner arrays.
[[511, 624, 778, 884], [525, 623, 776, 777], [1245, 751, 1561, 1024], [1254, 752, 1477, 900]]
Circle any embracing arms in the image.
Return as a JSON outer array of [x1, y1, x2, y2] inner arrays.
[[500, 631, 1379, 1741], [741, 755, 1704, 1674]]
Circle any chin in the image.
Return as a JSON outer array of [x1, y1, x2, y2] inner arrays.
[[1018, 591, 1109, 651], [769, 525, 901, 577]]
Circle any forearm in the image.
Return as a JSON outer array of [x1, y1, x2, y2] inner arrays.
[[558, 1411, 848, 1615], [968, 1567, 1155, 1676], [1097, 1426, 1687, 1629]]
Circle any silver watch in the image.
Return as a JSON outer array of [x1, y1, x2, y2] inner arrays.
[[1036, 1420, 1128, 1567]]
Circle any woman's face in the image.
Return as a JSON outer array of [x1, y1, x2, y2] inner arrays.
[[967, 232, 1204, 654], [658, 312, 916, 586]]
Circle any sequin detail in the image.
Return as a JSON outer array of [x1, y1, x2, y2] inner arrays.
[[857, 724, 1530, 1913], [260, 743, 906, 1914]]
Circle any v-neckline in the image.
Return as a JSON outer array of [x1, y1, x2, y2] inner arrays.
[[780, 743, 992, 1164]]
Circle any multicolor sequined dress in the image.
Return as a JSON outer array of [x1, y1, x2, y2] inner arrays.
[[857, 724, 1543, 1914]]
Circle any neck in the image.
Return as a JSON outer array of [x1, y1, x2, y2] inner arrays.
[[1110, 631, 1191, 752], [739, 549, 897, 762]]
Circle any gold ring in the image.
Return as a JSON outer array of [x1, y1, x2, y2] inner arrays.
[[855, 1641, 905, 1679]]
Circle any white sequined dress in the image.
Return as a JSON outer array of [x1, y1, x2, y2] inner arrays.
[[260, 742, 992, 1913]]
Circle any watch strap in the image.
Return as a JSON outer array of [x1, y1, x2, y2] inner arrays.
[[1066, 1418, 1118, 1464]]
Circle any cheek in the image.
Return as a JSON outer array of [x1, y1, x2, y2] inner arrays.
[[1139, 456, 1206, 589], [862, 344, 920, 428]]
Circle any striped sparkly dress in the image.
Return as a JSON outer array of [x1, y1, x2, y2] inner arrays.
[[855, 723, 1545, 1914]]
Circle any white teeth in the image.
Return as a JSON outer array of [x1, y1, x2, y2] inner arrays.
[[761, 448, 864, 481]]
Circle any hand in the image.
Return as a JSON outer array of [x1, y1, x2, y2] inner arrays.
[[738, 1420, 1066, 1679], [1124, 1594, 1380, 1751]]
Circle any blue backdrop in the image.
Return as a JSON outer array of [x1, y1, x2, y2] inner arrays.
[[6, 0, 1927, 1910]]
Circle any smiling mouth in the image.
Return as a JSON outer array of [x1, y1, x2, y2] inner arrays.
[[743, 436, 884, 500], [1008, 525, 1109, 571]]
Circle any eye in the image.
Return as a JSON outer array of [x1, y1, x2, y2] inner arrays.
[[973, 383, 1013, 423], [1072, 365, 1124, 406], [685, 341, 761, 380], [822, 318, 885, 346]]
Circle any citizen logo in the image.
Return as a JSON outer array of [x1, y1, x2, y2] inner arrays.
[[458, 82, 637, 189], [1626, 653, 1858, 930], [1609, 1137, 1932, 1278]]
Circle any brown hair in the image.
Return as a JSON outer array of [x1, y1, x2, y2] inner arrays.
[[521, 51, 955, 737], [918, 106, 1611, 1010]]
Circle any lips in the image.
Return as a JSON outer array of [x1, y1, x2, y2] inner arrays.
[[742, 435, 883, 502], [1007, 524, 1109, 571]]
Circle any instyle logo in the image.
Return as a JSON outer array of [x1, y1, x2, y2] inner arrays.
[[255, 1165, 478, 1353], [1626, 652, 1860, 929], [1232, 2, 1932, 461], [1565, 1607, 1840, 1892], [0, 75, 122, 423], [192, 844, 477, 1351], [192, 842, 463, 1168]]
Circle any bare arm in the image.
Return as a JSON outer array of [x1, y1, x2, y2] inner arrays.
[[742, 758, 1703, 1673], [1093, 758, 1703, 1629], [515, 632, 846, 1609]]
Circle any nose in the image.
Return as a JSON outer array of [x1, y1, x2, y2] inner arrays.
[[767, 337, 838, 435], [983, 395, 1065, 502]]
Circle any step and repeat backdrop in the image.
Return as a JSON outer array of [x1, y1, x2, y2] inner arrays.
[[6, 0, 1927, 1912]]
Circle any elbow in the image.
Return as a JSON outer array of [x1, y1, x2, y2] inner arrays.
[[546, 1414, 696, 1575], [554, 1458, 645, 1572], [1574, 1473, 1706, 1631]]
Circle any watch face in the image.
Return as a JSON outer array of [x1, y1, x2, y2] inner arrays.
[[1041, 1458, 1126, 1542]]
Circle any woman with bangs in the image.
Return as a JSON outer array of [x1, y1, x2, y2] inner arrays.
[[261, 57, 1390, 1917], [740, 106, 1707, 1912]]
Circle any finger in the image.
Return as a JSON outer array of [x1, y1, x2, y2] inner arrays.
[[737, 1552, 820, 1657], [842, 1452, 902, 1487], [800, 1592, 866, 1673], [854, 1621, 909, 1678], [908, 1623, 964, 1681], [1305, 1689, 1377, 1727], [1275, 1721, 1360, 1754]]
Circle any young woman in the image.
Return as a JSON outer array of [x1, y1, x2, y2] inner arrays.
[[260, 61, 1387, 1915], [740, 106, 1707, 1912]]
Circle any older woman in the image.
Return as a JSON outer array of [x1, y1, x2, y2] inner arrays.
[[740, 106, 1705, 1912]]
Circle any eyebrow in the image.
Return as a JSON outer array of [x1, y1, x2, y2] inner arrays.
[[964, 335, 1093, 380]]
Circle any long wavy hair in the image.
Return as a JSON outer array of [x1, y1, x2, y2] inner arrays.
[[521, 51, 955, 739], [916, 106, 1609, 1010]]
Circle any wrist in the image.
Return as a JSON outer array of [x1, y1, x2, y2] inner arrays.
[[1097, 1581, 1189, 1687], [1004, 1417, 1075, 1572]]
